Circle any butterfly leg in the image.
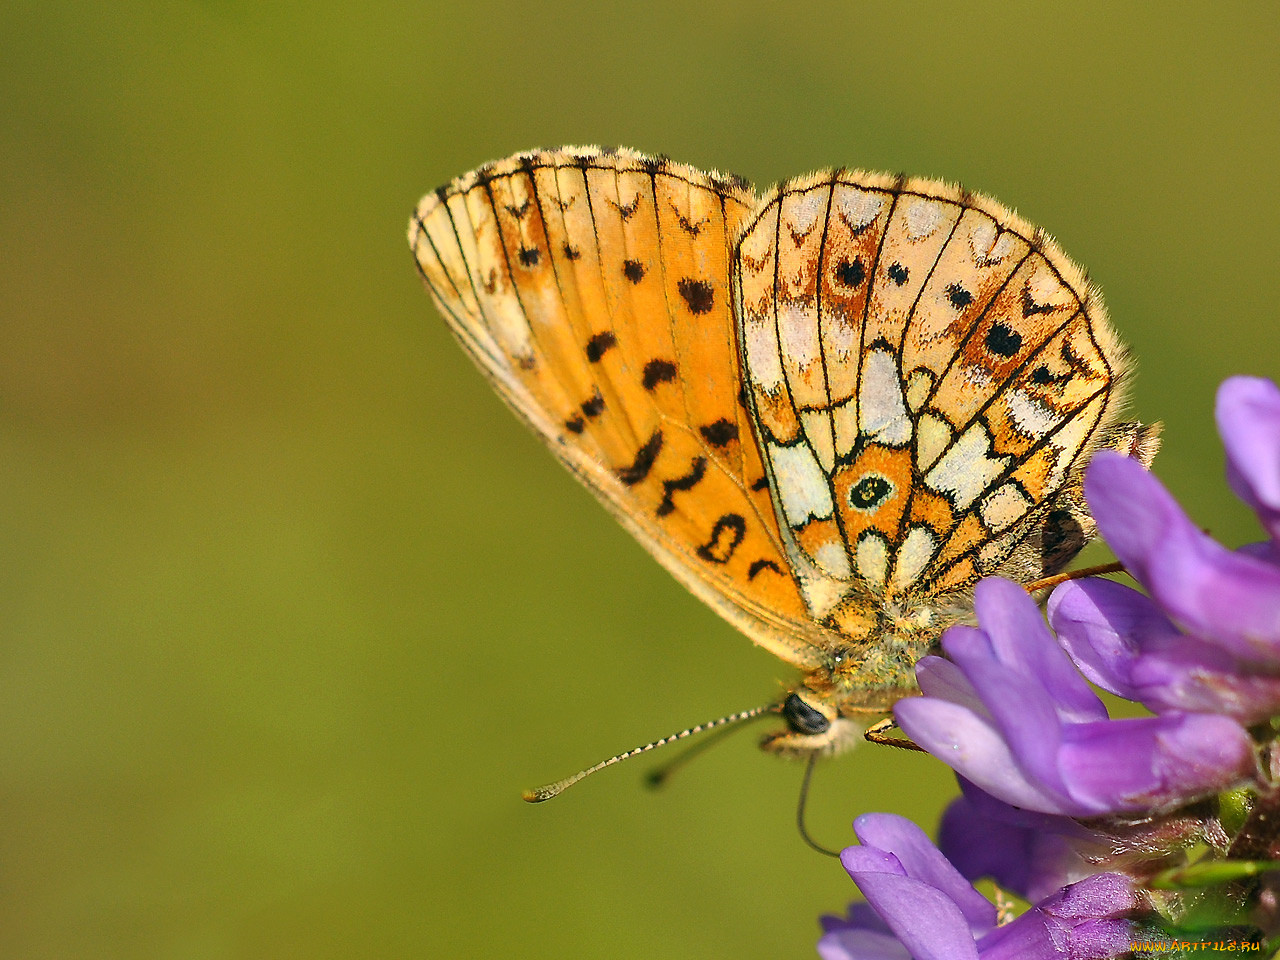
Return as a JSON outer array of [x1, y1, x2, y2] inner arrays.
[[863, 716, 925, 752]]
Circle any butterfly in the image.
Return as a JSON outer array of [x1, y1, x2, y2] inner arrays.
[[408, 146, 1158, 779]]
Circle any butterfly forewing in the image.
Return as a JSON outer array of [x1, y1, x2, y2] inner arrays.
[[409, 148, 825, 667], [733, 171, 1128, 616]]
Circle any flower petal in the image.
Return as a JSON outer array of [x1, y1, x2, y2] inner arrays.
[[942, 629, 1073, 799], [1047, 578, 1150, 699], [895, 697, 1079, 814], [976, 873, 1137, 960], [1052, 577, 1280, 721], [853, 813, 996, 932], [915, 653, 989, 717], [1217, 376, 1280, 543], [842, 872, 981, 960], [1057, 714, 1254, 811], [937, 792, 1033, 894], [818, 904, 909, 960], [817, 923, 912, 960], [941, 781, 1108, 904], [1085, 452, 1280, 660], [971, 578, 1106, 723]]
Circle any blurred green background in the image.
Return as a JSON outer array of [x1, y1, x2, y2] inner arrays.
[[2, 2, 1277, 957]]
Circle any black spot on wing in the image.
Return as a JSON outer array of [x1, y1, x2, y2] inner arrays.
[[505, 199, 531, 219], [677, 278, 715, 314], [618, 431, 663, 486], [946, 283, 973, 309], [656, 457, 707, 517], [643, 359, 677, 390], [699, 419, 739, 447], [563, 243, 581, 261], [748, 559, 783, 580], [887, 262, 909, 285], [623, 259, 645, 283], [517, 246, 540, 267], [751, 476, 770, 492], [847, 475, 893, 510], [564, 417, 585, 434], [580, 389, 604, 419], [835, 258, 866, 287], [985, 322, 1022, 358], [586, 331, 617, 362], [1030, 365, 1062, 386], [696, 514, 746, 563]]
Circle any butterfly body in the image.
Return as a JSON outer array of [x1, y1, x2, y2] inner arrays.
[[409, 147, 1157, 758]]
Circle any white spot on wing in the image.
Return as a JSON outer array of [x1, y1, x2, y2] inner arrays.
[[856, 532, 889, 586], [1007, 389, 1058, 438], [769, 442, 834, 526], [783, 190, 827, 235], [835, 187, 884, 232], [981, 483, 1034, 534], [915, 412, 952, 472], [795, 567, 850, 618], [738, 220, 774, 267], [969, 217, 1019, 265], [904, 197, 945, 239], [1027, 265, 1066, 306], [822, 307, 859, 361], [979, 527, 1022, 569], [905, 368, 933, 412], [925, 422, 1010, 511], [833, 400, 859, 459], [859, 350, 912, 446], [744, 309, 784, 391], [892, 526, 937, 589], [813, 541, 852, 579]]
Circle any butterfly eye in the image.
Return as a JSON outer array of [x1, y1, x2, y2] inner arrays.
[[847, 474, 893, 511], [782, 693, 831, 735]]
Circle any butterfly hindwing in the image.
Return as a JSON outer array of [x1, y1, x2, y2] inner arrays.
[[733, 170, 1129, 615], [410, 148, 826, 667]]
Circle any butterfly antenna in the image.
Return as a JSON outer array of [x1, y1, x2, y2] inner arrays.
[[523, 702, 781, 803], [796, 753, 841, 858], [644, 708, 764, 790]]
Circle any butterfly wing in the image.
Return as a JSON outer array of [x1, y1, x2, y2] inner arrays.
[[409, 147, 826, 667], [733, 170, 1131, 626]]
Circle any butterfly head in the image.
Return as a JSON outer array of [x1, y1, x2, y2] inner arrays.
[[760, 690, 864, 757]]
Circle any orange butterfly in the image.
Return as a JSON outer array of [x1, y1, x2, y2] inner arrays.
[[408, 147, 1156, 790]]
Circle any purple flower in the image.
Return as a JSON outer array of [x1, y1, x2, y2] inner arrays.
[[1049, 377, 1280, 722], [816, 378, 1280, 956], [936, 779, 1213, 905], [818, 813, 1138, 960], [894, 578, 1255, 817], [938, 782, 1110, 904], [1220, 376, 1280, 547]]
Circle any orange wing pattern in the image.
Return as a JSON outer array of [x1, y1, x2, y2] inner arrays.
[[409, 147, 827, 667], [733, 170, 1129, 631]]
